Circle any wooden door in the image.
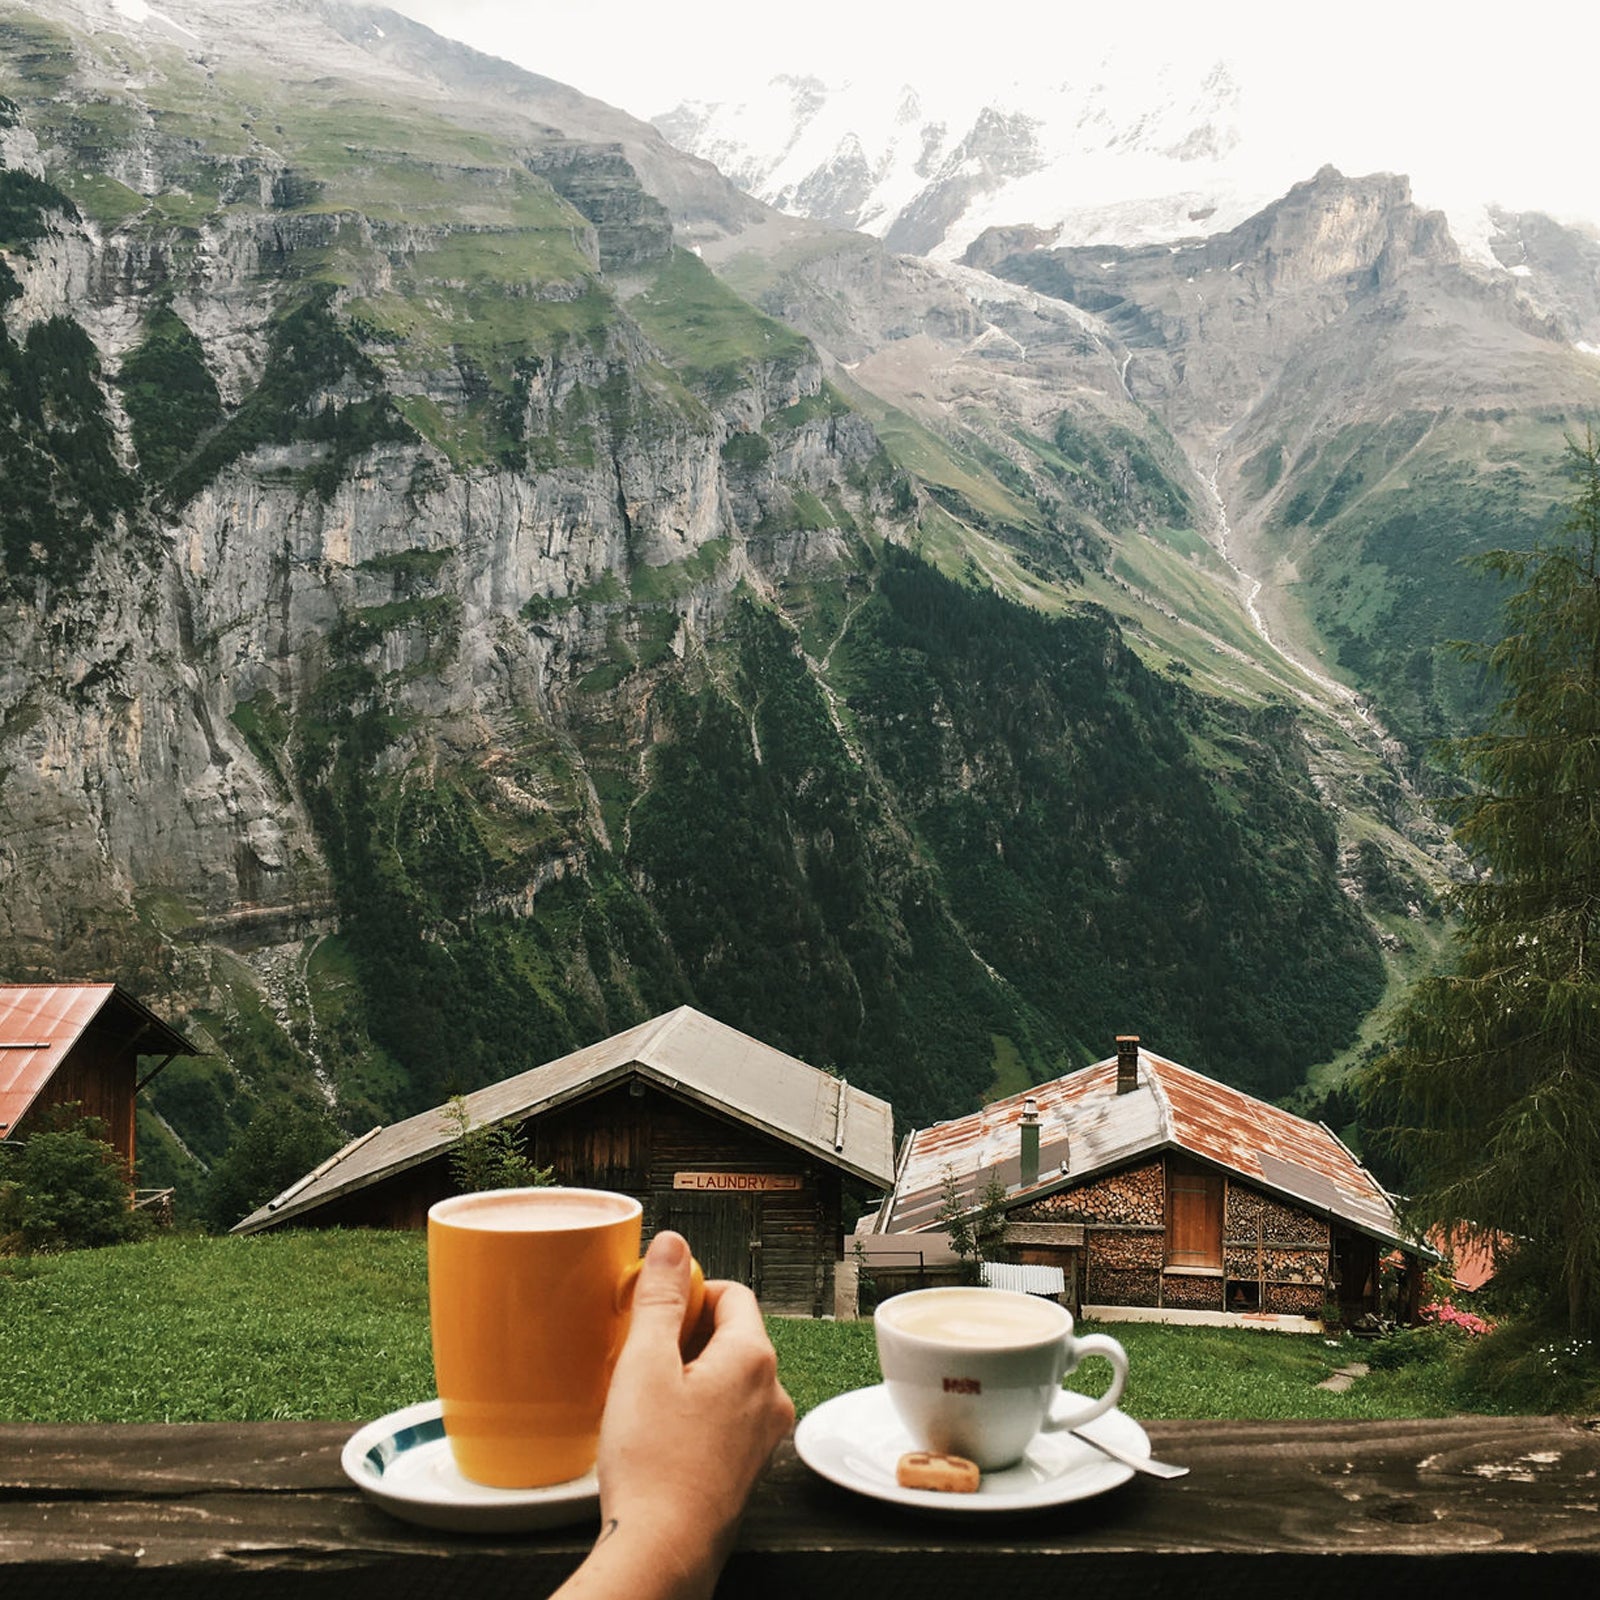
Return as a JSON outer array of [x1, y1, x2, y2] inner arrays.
[[1165, 1159, 1224, 1270], [1335, 1231, 1378, 1321], [662, 1193, 760, 1293]]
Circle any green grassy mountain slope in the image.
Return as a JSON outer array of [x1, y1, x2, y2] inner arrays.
[[977, 168, 1599, 753]]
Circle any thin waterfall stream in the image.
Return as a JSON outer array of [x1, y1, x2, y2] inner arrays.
[[1202, 454, 1378, 731]]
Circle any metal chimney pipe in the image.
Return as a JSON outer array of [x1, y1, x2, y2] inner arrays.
[[1020, 1095, 1040, 1188]]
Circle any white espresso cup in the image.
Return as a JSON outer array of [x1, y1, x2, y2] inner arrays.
[[874, 1286, 1129, 1471]]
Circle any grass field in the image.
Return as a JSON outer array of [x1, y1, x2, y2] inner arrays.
[[0, 1232, 1519, 1426]]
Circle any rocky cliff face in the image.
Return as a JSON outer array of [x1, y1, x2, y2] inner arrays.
[[1486, 206, 1600, 347], [0, 1, 868, 1000], [977, 167, 1480, 437]]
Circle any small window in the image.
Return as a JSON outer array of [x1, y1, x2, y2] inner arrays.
[[1165, 1158, 1223, 1270]]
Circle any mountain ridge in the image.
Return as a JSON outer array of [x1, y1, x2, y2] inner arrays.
[[657, 66, 1600, 348]]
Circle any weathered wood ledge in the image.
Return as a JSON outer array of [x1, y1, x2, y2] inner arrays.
[[2, 1416, 1597, 1599]]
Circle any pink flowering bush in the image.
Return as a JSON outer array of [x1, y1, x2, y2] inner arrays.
[[1368, 1299, 1497, 1373], [1419, 1300, 1495, 1337]]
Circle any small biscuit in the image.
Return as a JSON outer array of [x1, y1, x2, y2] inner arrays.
[[896, 1449, 981, 1493]]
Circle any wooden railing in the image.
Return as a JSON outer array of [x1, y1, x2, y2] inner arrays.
[[2, 1416, 1597, 1597], [132, 1187, 175, 1213]]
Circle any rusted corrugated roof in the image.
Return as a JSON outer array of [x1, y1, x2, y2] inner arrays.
[[234, 1006, 897, 1233], [878, 1055, 1154, 1233], [0, 983, 195, 1138], [879, 1043, 1422, 1254]]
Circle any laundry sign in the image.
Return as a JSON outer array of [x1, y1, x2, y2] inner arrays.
[[672, 1171, 804, 1193]]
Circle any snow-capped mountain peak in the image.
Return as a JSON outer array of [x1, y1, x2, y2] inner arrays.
[[655, 54, 1263, 259], [653, 47, 1600, 279]]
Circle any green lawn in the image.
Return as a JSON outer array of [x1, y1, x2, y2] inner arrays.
[[770, 1310, 1476, 1422], [0, 1232, 1500, 1424]]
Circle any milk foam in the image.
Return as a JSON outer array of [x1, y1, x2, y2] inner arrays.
[[435, 1190, 638, 1231], [881, 1290, 1063, 1346]]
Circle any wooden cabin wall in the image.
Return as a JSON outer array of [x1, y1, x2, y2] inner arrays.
[[289, 1082, 846, 1315], [27, 1017, 138, 1165], [1006, 1159, 1342, 1317], [530, 1083, 842, 1317]]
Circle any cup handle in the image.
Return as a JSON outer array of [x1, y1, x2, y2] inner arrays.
[[1041, 1332, 1129, 1431], [615, 1251, 708, 1351]]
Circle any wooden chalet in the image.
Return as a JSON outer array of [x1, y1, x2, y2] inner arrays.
[[867, 1035, 1432, 1328], [0, 983, 197, 1172], [234, 1007, 896, 1317]]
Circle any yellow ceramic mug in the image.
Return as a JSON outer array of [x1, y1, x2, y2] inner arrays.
[[428, 1187, 705, 1488]]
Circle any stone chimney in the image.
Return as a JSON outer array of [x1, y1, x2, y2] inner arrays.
[[1020, 1095, 1040, 1188], [1116, 1035, 1140, 1095]]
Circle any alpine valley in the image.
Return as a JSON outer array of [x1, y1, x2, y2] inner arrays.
[[2, 0, 1595, 1216]]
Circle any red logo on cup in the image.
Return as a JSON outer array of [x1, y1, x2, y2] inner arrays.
[[942, 1376, 982, 1394]]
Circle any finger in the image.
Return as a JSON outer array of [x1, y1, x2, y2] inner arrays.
[[627, 1229, 694, 1339], [707, 1279, 766, 1337], [689, 1281, 775, 1376]]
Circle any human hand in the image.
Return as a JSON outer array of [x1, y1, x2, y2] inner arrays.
[[555, 1230, 794, 1600]]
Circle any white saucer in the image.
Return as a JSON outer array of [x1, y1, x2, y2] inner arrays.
[[341, 1399, 600, 1533], [793, 1384, 1149, 1514]]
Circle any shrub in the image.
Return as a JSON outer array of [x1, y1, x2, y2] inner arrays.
[[441, 1097, 552, 1193], [0, 1114, 146, 1253], [1453, 1316, 1600, 1414], [200, 1098, 343, 1233], [1365, 1323, 1458, 1371]]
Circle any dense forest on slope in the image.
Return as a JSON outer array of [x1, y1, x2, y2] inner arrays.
[[167, 541, 1385, 1154], [837, 550, 1386, 1092]]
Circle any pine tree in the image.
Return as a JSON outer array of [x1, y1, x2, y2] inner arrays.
[[936, 1168, 981, 1284], [1365, 432, 1600, 1337]]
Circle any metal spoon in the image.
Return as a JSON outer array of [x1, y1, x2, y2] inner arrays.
[[1069, 1426, 1190, 1479]]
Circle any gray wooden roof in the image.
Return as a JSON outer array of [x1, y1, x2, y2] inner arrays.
[[234, 1007, 896, 1233]]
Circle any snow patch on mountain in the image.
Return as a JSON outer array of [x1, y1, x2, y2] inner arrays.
[[655, 56, 1319, 261], [109, 0, 200, 42], [654, 53, 1578, 275]]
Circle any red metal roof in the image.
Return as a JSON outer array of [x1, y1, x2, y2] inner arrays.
[[0, 984, 117, 1137], [1427, 1224, 1506, 1293], [878, 1042, 1424, 1254], [0, 984, 192, 1138]]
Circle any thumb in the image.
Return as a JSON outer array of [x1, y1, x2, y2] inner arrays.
[[626, 1229, 693, 1339]]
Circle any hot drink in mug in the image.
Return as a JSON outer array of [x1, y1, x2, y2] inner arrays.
[[428, 1187, 704, 1489], [874, 1286, 1129, 1471]]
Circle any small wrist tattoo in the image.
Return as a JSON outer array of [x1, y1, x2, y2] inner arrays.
[[597, 1518, 619, 1546]]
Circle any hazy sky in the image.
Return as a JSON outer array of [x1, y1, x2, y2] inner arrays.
[[389, 1, 1598, 225]]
